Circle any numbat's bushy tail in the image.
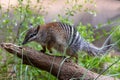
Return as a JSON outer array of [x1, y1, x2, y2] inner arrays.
[[78, 37, 111, 56], [22, 22, 111, 63]]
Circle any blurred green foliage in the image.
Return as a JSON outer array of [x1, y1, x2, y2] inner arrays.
[[77, 23, 95, 42]]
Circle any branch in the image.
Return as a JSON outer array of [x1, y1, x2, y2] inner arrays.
[[0, 43, 119, 80]]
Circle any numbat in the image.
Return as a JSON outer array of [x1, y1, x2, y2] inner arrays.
[[22, 22, 111, 63]]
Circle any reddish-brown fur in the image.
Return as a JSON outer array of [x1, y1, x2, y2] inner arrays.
[[35, 22, 78, 63]]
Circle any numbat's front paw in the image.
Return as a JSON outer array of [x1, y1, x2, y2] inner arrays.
[[40, 50, 46, 53], [49, 51, 53, 54]]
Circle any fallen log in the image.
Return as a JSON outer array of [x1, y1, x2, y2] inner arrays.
[[0, 43, 119, 80]]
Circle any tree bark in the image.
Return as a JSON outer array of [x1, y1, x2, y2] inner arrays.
[[0, 43, 119, 80]]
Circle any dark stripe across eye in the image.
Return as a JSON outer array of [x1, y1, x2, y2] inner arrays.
[[29, 32, 37, 38]]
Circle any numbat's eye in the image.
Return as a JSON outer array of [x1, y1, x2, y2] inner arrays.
[[30, 34, 34, 37], [29, 32, 37, 38]]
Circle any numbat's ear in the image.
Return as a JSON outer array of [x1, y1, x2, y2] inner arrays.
[[37, 25, 40, 30], [35, 25, 40, 34]]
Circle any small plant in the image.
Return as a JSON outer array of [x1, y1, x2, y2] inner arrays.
[[112, 26, 120, 49], [77, 23, 95, 42]]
